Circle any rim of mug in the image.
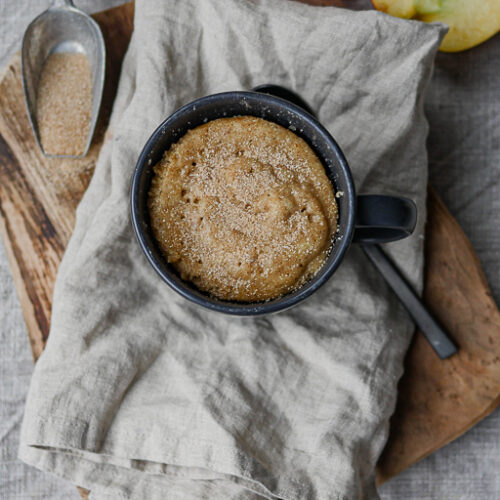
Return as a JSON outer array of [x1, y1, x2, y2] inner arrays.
[[130, 91, 356, 315]]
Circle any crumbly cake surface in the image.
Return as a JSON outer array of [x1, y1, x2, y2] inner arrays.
[[148, 116, 337, 302]]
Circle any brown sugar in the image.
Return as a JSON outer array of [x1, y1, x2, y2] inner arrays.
[[36, 52, 92, 156], [148, 116, 338, 302]]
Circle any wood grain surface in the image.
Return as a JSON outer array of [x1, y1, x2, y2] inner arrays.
[[377, 188, 500, 481], [0, 1, 499, 496], [0, 2, 133, 360]]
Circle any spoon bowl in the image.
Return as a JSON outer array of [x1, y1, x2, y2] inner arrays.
[[21, 0, 105, 158]]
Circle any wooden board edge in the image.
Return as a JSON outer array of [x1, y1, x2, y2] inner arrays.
[[428, 186, 496, 299], [0, 135, 45, 360], [376, 187, 500, 483], [377, 391, 500, 484]]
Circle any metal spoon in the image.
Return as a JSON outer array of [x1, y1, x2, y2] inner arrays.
[[21, 0, 105, 158], [253, 85, 457, 359], [361, 244, 457, 359]]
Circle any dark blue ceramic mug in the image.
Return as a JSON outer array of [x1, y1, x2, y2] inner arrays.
[[131, 86, 416, 315]]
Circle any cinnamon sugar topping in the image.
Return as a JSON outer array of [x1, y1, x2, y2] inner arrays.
[[148, 116, 338, 302]]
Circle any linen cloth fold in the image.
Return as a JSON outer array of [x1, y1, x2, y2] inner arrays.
[[19, 1, 445, 498]]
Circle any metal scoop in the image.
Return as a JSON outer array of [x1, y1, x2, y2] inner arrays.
[[21, 0, 105, 158]]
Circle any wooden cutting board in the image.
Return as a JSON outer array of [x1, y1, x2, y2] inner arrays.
[[1, 2, 499, 495]]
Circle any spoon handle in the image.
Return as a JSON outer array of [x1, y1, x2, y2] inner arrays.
[[361, 243, 457, 359], [252, 84, 457, 359]]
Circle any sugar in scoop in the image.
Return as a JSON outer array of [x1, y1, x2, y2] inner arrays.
[[36, 52, 92, 157]]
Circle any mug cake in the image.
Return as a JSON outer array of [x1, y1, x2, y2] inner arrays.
[[148, 116, 337, 302]]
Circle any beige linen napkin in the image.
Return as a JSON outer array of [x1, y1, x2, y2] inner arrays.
[[19, 1, 445, 498]]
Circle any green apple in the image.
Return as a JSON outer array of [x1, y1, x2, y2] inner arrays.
[[371, 0, 500, 52]]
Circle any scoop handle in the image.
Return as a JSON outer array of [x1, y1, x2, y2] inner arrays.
[[52, 0, 75, 7]]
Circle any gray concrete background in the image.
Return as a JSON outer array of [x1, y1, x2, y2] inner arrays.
[[0, 1, 498, 498]]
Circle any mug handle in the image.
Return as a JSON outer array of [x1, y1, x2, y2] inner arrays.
[[251, 86, 417, 244], [354, 195, 417, 244]]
